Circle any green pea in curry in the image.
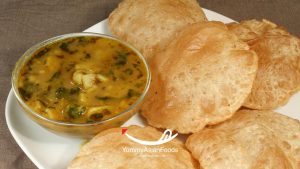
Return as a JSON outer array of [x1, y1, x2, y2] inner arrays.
[[18, 36, 147, 123]]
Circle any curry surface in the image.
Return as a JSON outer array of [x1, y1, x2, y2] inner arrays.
[[18, 36, 147, 123]]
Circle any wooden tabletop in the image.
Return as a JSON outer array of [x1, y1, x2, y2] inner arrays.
[[0, 0, 299, 168]]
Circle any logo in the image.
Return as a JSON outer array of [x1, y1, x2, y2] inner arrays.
[[121, 128, 178, 146]]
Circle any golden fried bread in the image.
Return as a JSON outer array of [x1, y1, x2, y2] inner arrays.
[[108, 0, 207, 59], [68, 126, 199, 169], [186, 110, 300, 169], [228, 19, 300, 109], [140, 22, 258, 134], [227, 19, 289, 42]]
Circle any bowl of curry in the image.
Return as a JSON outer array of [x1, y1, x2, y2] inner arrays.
[[12, 33, 151, 138]]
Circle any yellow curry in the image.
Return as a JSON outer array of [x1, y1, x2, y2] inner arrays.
[[18, 36, 147, 123]]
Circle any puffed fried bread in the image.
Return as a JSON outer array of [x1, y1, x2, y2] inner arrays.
[[228, 19, 300, 109], [186, 109, 300, 169], [68, 126, 199, 169], [108, 0, 207, 59], [140, 22, 258, 133]]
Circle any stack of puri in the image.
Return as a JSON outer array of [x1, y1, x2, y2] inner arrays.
[[69, 0, 300, 168]]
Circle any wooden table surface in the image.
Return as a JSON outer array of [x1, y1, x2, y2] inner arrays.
[[0, 0, 299, 168]]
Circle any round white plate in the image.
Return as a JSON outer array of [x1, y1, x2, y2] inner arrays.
[[5, 9, 300, 169]]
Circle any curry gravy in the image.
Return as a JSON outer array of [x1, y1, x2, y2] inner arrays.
[[18, 36, 147, 123]]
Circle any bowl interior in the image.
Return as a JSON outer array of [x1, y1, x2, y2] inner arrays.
[[12, 32, 151, 127]]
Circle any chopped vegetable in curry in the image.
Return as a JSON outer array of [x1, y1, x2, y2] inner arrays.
[[18, 36, 147, 123]]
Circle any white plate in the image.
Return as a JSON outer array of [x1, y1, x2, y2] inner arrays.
[[5, 8, 300, 169]]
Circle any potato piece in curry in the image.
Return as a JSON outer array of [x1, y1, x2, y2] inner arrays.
[[18, 36, 147, 123]]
